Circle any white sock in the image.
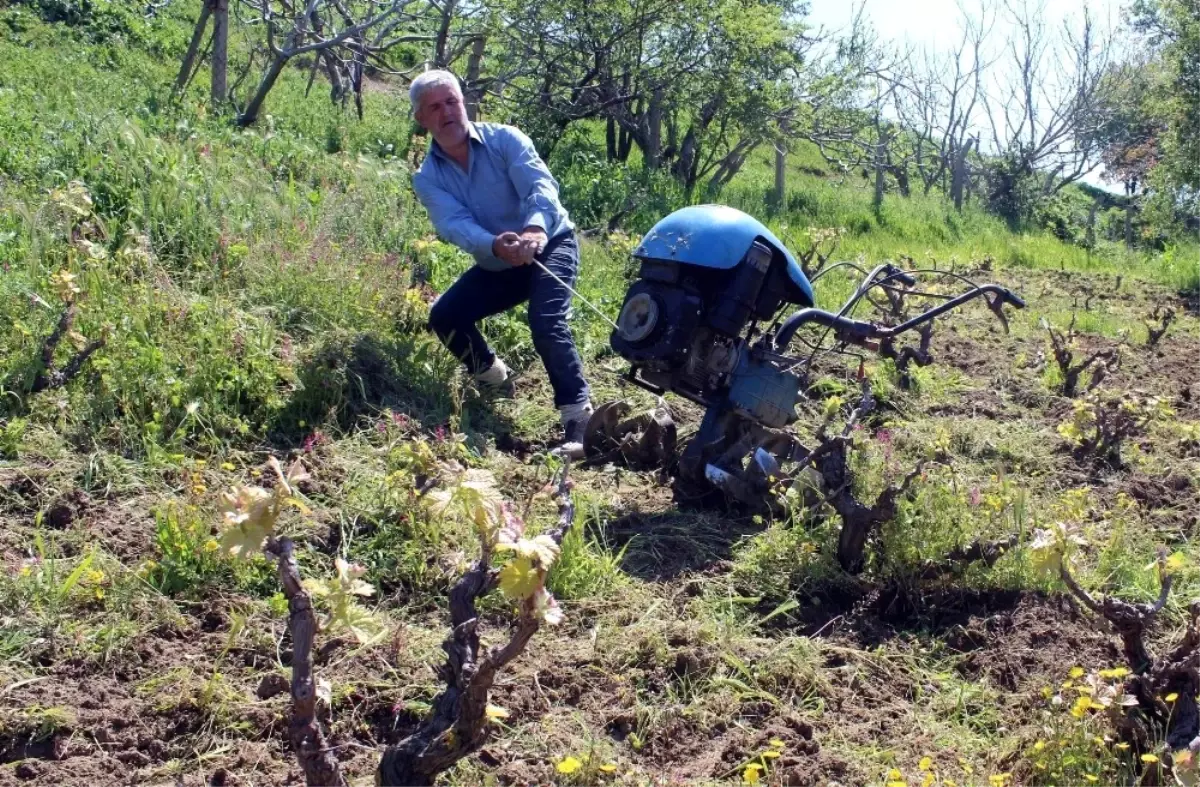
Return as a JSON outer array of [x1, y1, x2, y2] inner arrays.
[[475, 357, 508, 385]]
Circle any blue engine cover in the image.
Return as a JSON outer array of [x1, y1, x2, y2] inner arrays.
[[633, 204, 815, 307]]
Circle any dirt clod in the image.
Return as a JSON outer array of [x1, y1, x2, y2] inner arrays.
[[13, 761, 41, 781], [257, 672, 290, 700]]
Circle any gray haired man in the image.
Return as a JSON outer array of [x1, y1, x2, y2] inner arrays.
[[408, 70, 593, 458]]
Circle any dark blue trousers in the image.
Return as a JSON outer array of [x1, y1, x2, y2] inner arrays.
[[428, 231, 590, 408]]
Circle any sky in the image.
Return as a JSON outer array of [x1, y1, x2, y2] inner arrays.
[[805, 0, 1125, 53], [804, 0, 1129, 191]]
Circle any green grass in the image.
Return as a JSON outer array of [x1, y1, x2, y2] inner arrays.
[[724, 142, 1200, 290], [2, 5, 1200, 787]]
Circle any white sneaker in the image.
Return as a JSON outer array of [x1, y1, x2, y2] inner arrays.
[[474, 357, 515, 399]]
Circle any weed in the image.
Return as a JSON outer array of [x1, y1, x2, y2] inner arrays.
[[0, 704, 75, 741], [144, 500, 269, 595], [547, 492, 630, 600]]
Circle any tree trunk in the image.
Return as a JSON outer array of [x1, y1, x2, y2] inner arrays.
[[645, 86, 663, 169], [464, 35, 485, 121], [350, 41, 364, 120], [706, 140, 757, 198], [617, 126, 632, 162], [267, 539, 348, 787], [1124, 181, 1135, 247], [239, 54, 289, 126], [210, 0, 228, 104], [606, 116, 617, 161], [322, 51, 347, 104], [873, 129, 887, 216], [674, 126, 698, 187], [951, 137, 975, 211], [773, 141, 786, 208], [673, 97, 720, 192], [174, 3, 212, 95], [433, 0, 457, 67]]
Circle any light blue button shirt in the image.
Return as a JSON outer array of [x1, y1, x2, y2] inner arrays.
[[411, 122, 574, 272]]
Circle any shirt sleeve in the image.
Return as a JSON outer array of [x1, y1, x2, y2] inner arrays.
[[411, 169, 495, 259], [502, 126, 566, 234]]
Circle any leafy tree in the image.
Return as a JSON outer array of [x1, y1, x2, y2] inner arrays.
[[483, 0, 821, 196], [1096, 60, 1165, 195], [1092, 59, 1165, 245], [1128, 0, 1200, 190], [1125, 0, 1200, 229]]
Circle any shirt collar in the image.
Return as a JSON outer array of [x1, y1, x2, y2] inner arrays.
[[429, 122, 482, 163]]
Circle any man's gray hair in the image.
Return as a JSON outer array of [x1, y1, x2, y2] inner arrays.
[[409, 69, 462, 113]]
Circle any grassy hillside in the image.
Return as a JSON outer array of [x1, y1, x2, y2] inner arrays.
[[2, 4, 1200, 787]]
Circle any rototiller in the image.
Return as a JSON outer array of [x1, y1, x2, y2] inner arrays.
[[582, 204, 1025, 511]]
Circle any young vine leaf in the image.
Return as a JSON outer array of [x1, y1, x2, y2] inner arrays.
[[218, 457, 310, 558], [1028, 522, 1087, 577], [427, 467, 505, 537], [304, 558, 385, 644], [494, 503, 563, 625]]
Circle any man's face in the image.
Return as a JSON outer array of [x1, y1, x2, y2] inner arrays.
[[415, 83, 468, 149]]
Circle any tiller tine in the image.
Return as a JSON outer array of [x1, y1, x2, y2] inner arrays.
[[583, 400, 677, 468], [706, 431, 800, 512]]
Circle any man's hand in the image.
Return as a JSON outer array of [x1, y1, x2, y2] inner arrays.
[[493, 227, 548, 267], [508, 227, 547, 266], [492, 231, 528, 266], [519, 227, 548, 256]]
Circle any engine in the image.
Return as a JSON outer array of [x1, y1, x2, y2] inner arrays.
[[610, 205, 815, 428]]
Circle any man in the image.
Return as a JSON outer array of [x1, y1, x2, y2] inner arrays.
[[409, 69, 592, 458]]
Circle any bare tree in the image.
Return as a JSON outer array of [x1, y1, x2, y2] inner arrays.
[[231, 0, 437, 126], [802, 16, 911, 206], [981, 0, 1115, 199], [889, 2, 995, 208]]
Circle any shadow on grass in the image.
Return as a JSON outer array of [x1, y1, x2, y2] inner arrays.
[[266, 329, 520, 449], [604, 496, 762, 582]]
